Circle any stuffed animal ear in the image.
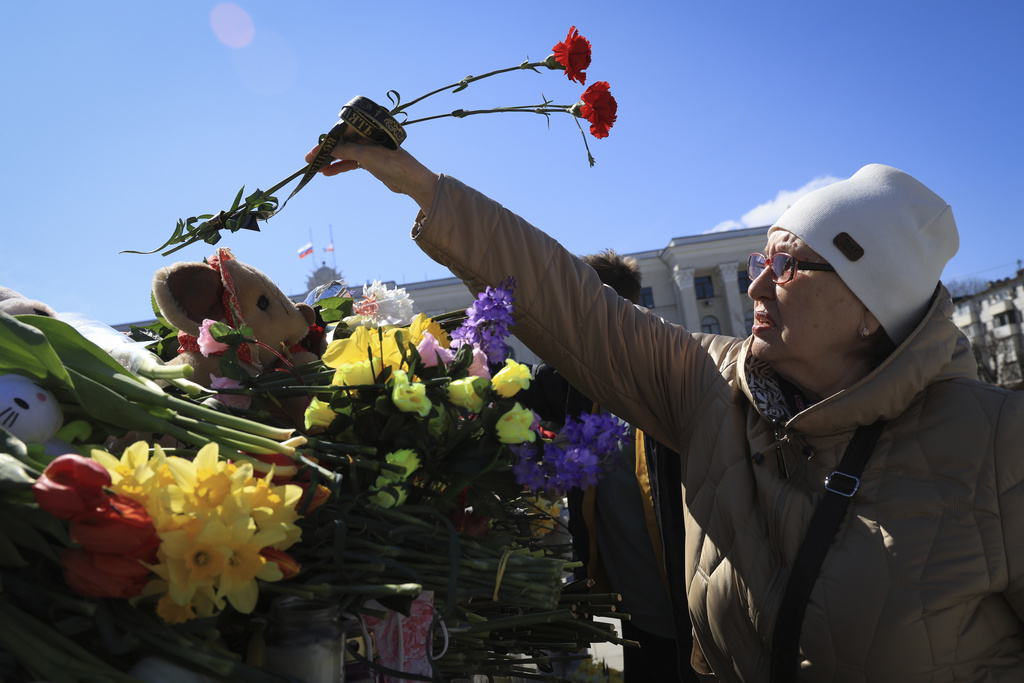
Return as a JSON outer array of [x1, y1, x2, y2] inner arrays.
[[0, 286, 58, 317], [152, 262, 225, 336]]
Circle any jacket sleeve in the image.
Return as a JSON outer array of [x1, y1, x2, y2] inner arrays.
[[412, 175, 736, 451], [996, 391, 1024, 622]]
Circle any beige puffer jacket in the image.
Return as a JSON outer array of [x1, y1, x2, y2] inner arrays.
[[413, 176, 1024, 681]]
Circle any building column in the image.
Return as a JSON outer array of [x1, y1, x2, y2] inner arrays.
[[718, 262, 747, 337], [671, 265, 699, 330]]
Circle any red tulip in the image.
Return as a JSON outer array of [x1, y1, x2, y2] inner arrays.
[[294, 481, 331, 513], [69, 494, 160, 562], [260, 548, 301, 579], [32, 454, 111, 521], [61, 548, 151, 599]]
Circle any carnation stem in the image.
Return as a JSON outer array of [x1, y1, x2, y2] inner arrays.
[[402, 104, 577, 127], [391, 61, 549, 115]]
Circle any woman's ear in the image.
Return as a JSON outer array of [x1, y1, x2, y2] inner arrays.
[[861, 308, 882, 337]]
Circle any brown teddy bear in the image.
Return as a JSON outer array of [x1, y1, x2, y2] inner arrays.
[[152, 248, 322, 391]]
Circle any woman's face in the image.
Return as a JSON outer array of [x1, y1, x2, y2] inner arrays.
[[747, 230, 875, 400]]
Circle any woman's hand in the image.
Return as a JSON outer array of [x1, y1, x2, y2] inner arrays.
[[305, 141, 439, 215]]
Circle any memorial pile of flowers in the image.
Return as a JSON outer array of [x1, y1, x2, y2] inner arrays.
[[0, 276, 632, 682]]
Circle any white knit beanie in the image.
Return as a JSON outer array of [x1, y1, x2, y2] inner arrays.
[[769, 164, 959, 344]]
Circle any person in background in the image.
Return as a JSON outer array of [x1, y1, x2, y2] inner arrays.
[[521, 249, 695, 683], [308, 140, 1024, 681]]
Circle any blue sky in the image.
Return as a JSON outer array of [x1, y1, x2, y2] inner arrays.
[[1, 1, 1021, 326]]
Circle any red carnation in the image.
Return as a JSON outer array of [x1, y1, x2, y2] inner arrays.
[[579, 81, 617, 139], [552, 26, 592, 85]]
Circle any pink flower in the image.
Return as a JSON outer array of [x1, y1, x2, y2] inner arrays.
[[416, 332, 454, 368], [197, 319, 230, 357], [210, 375, 252, 409], [466, 346, 491, 379]]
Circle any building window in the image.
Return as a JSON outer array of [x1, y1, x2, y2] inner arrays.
[[701, 316, 721, 334], [695, 276, 714, 300], [738, 270, 749, 294], [638, 287, 655, 308], [994, 310, 1019, 327], [744, 310, 755, 336]]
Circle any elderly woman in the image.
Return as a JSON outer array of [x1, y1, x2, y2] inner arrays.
[[310, 144, 1024, 681]]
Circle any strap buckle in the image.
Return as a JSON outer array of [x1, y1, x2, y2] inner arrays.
[[824, 471, 860, 497]]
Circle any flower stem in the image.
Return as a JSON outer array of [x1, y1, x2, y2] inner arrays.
[[390, 61, 549, 115]]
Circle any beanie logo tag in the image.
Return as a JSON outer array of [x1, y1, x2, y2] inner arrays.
[[833, 232, 865, 261]]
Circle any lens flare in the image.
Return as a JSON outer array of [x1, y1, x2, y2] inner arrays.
[[210, 3, 254, 49]]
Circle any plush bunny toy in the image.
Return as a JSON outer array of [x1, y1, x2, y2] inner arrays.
[[152, 248, 322, 388]]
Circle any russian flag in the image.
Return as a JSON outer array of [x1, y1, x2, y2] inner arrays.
[[297, 242, 313, 259], [323, 243, 334, 252]]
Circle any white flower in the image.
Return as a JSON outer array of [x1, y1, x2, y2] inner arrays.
[[343, 280, 415, 327]]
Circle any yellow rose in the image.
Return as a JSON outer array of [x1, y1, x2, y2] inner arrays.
[[495, 403, 538, 444], [303, 397, 337, 431], [390, 370, 432, 417], [491, 359, 532, 398], [447, 377, 487, 413], [332, 358, 381, 387]]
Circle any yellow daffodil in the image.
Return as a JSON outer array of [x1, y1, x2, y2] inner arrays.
[[215, 517, 287, 614], [495, 403, 538, 444], [243, 477, 303, 550], [90, 439, 306, 624], [491, 359, 532, 398]]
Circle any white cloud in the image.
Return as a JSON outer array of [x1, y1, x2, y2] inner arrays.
[[708, 175, 842, 233]]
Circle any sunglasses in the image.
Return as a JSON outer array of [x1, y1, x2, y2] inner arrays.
[[748, 253, 836, 284]]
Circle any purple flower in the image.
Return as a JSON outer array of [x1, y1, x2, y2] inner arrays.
[[451, 277, 516, 366], [511, 443, 548, 491], [547, 444, 601, 490]]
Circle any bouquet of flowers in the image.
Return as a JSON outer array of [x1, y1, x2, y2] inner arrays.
[[132, 26, 618, 257]]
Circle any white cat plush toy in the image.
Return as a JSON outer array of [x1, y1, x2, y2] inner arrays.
[[0, 373, 63, 444]]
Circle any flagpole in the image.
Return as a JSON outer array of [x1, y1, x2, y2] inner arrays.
[[329, 224, 337, 270]]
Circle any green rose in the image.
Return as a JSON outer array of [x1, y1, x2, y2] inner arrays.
[[447, 377, 487, 413], [495, 403, 538, 444]]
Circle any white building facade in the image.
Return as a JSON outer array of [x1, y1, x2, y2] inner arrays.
[[397, 226, 769, 365], [951, 269, 1024, 389]]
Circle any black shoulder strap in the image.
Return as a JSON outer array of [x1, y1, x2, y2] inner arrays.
[[770, 419, 886, 682]]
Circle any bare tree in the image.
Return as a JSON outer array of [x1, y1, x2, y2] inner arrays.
[[947, 277, 989, 298]]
